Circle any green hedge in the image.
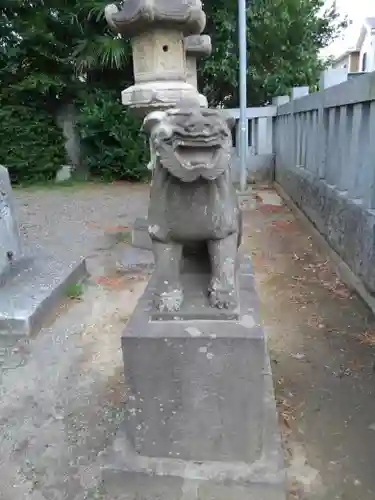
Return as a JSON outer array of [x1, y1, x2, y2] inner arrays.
[[77, 89, 149, 181], [0, 103, 66, 184], [0, 89, 149, 185]]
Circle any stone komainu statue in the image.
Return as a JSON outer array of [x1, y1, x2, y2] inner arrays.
[[143, 100, 242, 312]]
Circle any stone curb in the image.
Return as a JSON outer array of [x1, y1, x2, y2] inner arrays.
[[274, 182, 375, 315]]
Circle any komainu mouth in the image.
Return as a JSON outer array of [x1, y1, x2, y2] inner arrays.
[[144, 103, 233, 182]]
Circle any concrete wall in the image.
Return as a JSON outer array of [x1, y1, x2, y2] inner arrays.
[[319, 68, 348, 90], [331, 54, 350, 71], [227, 106, 276, 182], [226, 88, 309, 183], [274, 72, 375, 294]]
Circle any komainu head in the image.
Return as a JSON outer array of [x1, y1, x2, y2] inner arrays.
[[142, 100, 234, 182]]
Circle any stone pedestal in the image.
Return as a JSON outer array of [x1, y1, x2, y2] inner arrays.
[[101, 255, 286, 499], [0, 165, 87, 336], [131, 217, 152, 250], [104, 1, 285, 497]]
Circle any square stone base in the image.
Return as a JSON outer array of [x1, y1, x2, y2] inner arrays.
[[132, 217, 152, 250], [0, 255, 87, 336], [100, 255, 286, 499], [100, 467, 285, 500]]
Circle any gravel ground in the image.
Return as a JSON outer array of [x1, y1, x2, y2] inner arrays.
[[16, 182, 149, 276], [0, 183, 151, 500], [0, 182, 374, 499]]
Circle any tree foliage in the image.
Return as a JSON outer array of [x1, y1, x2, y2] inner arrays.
[[0, 0, 345, 183], [0, 103, 66, 184], [201, 0, 346, 106], [0, 0, 140, 182], [77, 89, 148, 181], [0, 0, 132, 105]]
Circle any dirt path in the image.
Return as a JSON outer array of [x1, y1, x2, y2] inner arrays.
[[243, 188, 375, 499], [0, 183, 151, 499], [0, 183, 374, 499]]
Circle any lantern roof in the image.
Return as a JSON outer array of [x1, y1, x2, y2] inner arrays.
[[106, 0, 206, 37]]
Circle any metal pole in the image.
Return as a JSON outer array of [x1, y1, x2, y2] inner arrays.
[[238, 0, 248, 192]]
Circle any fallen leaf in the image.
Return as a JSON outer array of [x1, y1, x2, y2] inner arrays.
[[358, 330, 375, 346]]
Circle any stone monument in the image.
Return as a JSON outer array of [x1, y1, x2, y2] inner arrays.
[[102, 1, 286, 498], [0, 165, 87, 335], [184, 34, 211, 89], [0, 166, 22, 282]]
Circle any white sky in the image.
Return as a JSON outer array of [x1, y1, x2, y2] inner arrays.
[[323, 0, 375, 58]]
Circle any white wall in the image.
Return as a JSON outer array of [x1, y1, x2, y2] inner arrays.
[[371, 33, 375, 71], [359, 31, 375, 72], [332, 55, 350, 71]]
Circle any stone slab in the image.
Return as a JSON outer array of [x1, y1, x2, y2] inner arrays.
[[101, 468, 285, 500], [256, 189, 283, 207], [132, 217, 152, 250], [0, 255, 87, 336], [106, 254, 286, 499], [122, 334, 264, 462], [149, 251, 241, 321], [131, 227, 242, 321], [0, 165, 22, 277], [118, 246, 154, 273]]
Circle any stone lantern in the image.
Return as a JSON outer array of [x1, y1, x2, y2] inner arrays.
[[105, 0, 207, 115]]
